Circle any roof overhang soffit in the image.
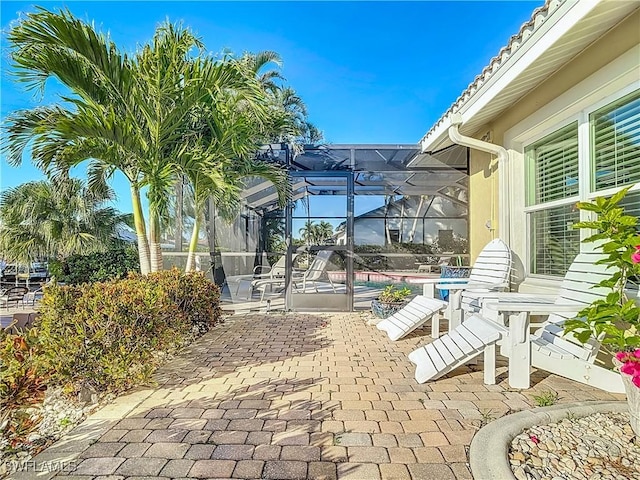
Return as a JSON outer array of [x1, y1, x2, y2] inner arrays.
[[419, 0, 639, 153]]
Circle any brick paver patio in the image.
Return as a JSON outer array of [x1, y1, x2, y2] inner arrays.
[[46, 312, 622, 480]]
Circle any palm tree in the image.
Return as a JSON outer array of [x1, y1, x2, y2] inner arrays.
[[177, 48, 326, 272], [4, 7, 152, 273], [241, 50, 284, 94], [4, 8, 317, 276], [132, 21, 205, 272], [240, 51, 323, 145], [299, 220, 334, 245], [178, 83, 290, 272], [301, 121, 324, 145], [0, 178, 129, 263], [4, 10, 273, 273], [316, 221, 334, 243]]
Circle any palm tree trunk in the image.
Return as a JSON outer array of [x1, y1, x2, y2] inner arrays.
[[149, 211, 163, 272], [399, 201, 405, 243], [384, 196, 392, 245], [185, 214, 200, 272], [408, 195, 425, 243], [131, 185, 151, 274]]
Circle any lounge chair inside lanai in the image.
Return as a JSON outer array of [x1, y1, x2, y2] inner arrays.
[[226, 254, 295, 301], [253, 249, 336, 301], [376, 239, 512, 341], [408, 251, 625, 393]]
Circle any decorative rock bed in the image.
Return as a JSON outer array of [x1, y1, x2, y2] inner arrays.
[[469, 401, 638, 480], [0, 388, 108, 477], [510, 411, 640, 480]]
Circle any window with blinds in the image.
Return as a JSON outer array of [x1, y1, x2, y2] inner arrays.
[[529, 205, 580, 276], [591, 89, 640, 191], [619, 190, 640, 222], [526, 122, 579, 206]]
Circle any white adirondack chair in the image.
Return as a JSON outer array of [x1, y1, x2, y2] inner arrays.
[[376, 239, 511, 341], [408, 252, 625, 394], [375, 295, 449, 341]]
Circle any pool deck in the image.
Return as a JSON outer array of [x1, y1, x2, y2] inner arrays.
[[327, 271, 440, 283], [0, 305, 38, 328], [21, 312, 623, 480]]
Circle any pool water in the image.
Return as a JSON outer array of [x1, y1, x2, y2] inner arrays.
[[354, 280, 422, 296]]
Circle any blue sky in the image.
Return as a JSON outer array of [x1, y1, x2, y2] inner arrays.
[[1, 1, 539, 213]]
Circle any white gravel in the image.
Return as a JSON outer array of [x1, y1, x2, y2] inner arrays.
[[510, 412, 640, 480], [0, 387, 109, 477]]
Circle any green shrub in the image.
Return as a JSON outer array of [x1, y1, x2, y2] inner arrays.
[[378, 285, 412, 303], [144, 269, 222, 335], [34, 269, 221, 394], [0, 269, 221, 454], [55, 246, 140, 285], [0, 329, 49, 410]]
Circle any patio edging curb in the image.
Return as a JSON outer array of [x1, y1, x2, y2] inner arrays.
[[469, 400, 628, 480]]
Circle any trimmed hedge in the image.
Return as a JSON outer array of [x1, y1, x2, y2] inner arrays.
[[0, 269, 222, 450], [36, 269, 221, 392], [50, 246, 140, 285]]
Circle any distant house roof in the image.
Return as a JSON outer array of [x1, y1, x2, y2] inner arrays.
[[354, 195, 464, 220], [115, 224, 137, 243], [418, 0, 639, 153]]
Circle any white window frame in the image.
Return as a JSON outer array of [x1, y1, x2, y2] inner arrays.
[[583, 84, 640, 201], [522, 116, 582, 213], [522, 88, 640, 278], [522, 118, 581, 278], [505, 46, 640, 282]]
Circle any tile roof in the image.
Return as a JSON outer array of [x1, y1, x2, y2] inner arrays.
[[420, 0, 566, 145]]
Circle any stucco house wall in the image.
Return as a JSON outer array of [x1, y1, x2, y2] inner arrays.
[[466, 8, 640, 290]]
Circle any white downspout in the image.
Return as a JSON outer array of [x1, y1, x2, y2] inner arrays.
[[447, 113, 510, 246]]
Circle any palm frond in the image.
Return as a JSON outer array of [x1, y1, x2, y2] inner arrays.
[[8, 7, 136, 110]]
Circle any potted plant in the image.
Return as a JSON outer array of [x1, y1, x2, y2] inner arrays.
[[371, 285, 412, 318], [563, 186, 640, 434]]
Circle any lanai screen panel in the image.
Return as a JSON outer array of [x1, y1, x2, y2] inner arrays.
[[348, 145, 469, 276], [166, 143, 469, 311]]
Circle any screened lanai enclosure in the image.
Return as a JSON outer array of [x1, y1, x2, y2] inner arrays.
[[163, 144, 469, 312]]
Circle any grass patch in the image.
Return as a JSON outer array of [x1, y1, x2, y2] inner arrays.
[[532, 390, 560, 407]]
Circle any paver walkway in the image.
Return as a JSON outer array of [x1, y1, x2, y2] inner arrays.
[[39, 313, 621, 480]]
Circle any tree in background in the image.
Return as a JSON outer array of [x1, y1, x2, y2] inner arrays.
[[263, 214, 286, 254], [299, 220, 334, 246], [49, 245, 140, 285], [0, 178, 130, 264]]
